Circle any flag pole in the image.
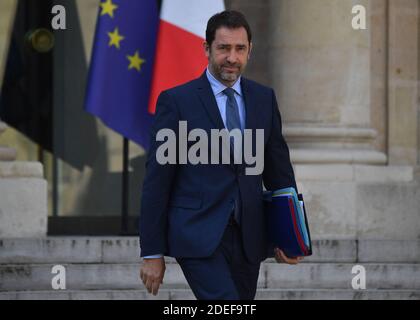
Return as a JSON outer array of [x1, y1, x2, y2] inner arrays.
[[121, 137, 129, 234]]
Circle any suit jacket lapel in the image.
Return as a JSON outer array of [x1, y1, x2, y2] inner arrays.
[[196, 71, 226, 131], [240, 78, 259, 172], [241, 77, 258, 132]]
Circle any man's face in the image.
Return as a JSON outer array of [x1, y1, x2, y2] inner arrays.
[[204, 26, 252, 87]]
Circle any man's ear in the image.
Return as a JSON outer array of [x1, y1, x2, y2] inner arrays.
[[248, 42, 253, 60], [203, 41, 210, 59]]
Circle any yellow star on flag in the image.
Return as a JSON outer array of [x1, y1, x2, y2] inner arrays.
[[108, 27, 124, 49], [100, 0, 118, 18], [127, 51, 145, 72]]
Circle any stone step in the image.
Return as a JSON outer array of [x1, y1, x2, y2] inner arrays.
[[1, 237, 419, 264], [0, 289, 419, 300], [1, 263, 419, 292]]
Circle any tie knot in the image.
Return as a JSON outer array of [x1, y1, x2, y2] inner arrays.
[[223, 87, 236, 99]]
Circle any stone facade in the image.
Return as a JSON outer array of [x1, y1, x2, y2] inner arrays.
[[228, 0, 420, 240], [0, 0, 419, 240], [0, 0, 47, 238], [0, 0, 419, 301]]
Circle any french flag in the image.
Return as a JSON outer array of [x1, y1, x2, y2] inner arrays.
[[148, 0, 225, 114]]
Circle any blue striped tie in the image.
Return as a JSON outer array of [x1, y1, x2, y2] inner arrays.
[[223, 87, 242, 224], [224, 87, 241, 133]]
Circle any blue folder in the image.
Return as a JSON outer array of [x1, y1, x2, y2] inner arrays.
[[264, 187, 312, 257]]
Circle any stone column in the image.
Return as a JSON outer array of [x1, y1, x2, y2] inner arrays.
[[387, 0, 419, 165], [229, 0, 420, 240], [266, 0, 386, 165], [0, 121, 48, 238]]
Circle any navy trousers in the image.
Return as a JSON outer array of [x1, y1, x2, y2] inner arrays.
[[176, 216, 261, 300]]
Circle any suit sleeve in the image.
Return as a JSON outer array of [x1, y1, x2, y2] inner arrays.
[[139, 91, 179, 257], [263, 89, 298, 193]]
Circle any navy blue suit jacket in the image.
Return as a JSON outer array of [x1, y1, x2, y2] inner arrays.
[[139, 71, 297, 264]]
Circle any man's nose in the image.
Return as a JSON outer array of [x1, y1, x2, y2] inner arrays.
[[226, 49, 238, 63]]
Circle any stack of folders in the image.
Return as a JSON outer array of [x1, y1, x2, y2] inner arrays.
[[263, 187, 312, 257]]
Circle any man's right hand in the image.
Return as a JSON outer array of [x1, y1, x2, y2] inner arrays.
[[139, 257, 166, 295]]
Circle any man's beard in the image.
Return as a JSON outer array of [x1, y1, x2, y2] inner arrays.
[[209, 55, 244, 84], [220, 69, 239, 82]]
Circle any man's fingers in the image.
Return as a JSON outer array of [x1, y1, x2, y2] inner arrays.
[[140, 268, 145, 283], [142, 270, 162, 294], [274, 248, 283, 263], [141, 270, 149, 285], [140, 258, 165, 295], [279, 251, 294, 264], [275, 248, 301, 265], [274, 251, 283, 263], [147, 277, 162, 295], [277, 248, 290, 263], [151, 280, 161, 296], [145, 277, 154, 293], [281, 251, 298, 264]]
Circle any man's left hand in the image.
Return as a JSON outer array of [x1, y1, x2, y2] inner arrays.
[[274, 247, 304, 265]]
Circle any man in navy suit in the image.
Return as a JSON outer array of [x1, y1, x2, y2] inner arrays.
[[139, 10, 303, 300]]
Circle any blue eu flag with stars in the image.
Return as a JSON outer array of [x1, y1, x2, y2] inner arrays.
[[85, 0, 159, 149]]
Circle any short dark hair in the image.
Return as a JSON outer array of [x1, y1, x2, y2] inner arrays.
[[206, 10, 252, 47]]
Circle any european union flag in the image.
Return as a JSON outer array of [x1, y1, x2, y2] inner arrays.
[[85, 0, 159, 149]]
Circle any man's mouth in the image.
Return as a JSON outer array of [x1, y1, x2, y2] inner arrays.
[[222, 66, 238, 72]]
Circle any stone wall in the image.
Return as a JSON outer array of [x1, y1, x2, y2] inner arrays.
[[0, 0, 418, 239]]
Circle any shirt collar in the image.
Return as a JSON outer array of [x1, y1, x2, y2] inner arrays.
[[206, 66, 242, 97]]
